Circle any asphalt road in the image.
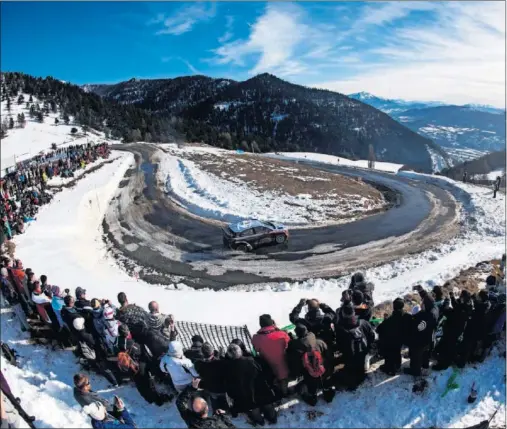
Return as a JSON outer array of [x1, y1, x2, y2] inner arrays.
[[104, 144, 459, 289]]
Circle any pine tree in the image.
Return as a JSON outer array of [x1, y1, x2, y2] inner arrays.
[[36, 111, 44, 123], [29, 105, 35, 118], [6, 97, 11, 112], [17, 94, 24, 105], [29, 95, 33, 103], [54, 118, 59, 126], [82, 124, 89, 135], [25, 102, 29, 109], [63, 113, 70, 125], [71, 127, 78, 135], [8, 117, 14, 129]]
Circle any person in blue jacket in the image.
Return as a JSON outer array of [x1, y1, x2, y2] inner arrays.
[[83, 396, 137, 429]]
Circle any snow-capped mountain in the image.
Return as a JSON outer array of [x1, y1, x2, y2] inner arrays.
[[84, 74, 450, 172], [349, 92, 505, 159]]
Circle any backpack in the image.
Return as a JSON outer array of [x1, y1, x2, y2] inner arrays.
[[302, 350, 326, 378], [79, 341, 96, 361], [349, 326, 368, 355], [117, 346, 139, 375]]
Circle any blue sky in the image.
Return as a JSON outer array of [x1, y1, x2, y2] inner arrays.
[[1, 1, 505, 106]]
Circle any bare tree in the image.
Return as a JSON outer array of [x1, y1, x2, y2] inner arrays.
[[368, 144, 376, 169], [251, 140, 260, 153], [240, 140, 250, 152]]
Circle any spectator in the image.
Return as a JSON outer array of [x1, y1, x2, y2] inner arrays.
[[377, 298, 411, 375], [223, 344, 277, 426], [176, 379, 236, 429], [335, 304, 376, 390], [83, 397, 136, 429], [160, 315, 178, 341], [103, 305, 120, 355], [160, 340, 199, 392], [252, 314, 290, 398], [287, 323, 333, 406], [289, 299, 335, 346], [50, 286, 66, 329], [75, 287, 93, 311], [61, 295, 82, 334], [194, 343, 228, 411], [147, 301, 165, 331], [116, 292, 149, 340], [73, 373, 114, 414], [405, 295, 438, 376]]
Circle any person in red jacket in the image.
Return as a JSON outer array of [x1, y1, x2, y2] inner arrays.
[[252, 314, 290, 397]]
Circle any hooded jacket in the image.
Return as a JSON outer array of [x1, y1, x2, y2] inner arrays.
[[147, 312, 165, 331], [159, 342, 199, 390], [252, 325, 290, 380], [286, 331, 327, 377]]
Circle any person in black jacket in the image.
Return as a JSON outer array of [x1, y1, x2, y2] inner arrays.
[[335, 304, 376, 390], [457, 290, 491, 366], [433, 290, 473, 370], [194, 343, 228, 412], [117, 324, 171, 406], [223, 344, 277, 426], [405, 295, 439, 376], [289, 299, 335, 347], [61, 295, 83, 336], [176, 379, 235, 429], [116, 292, 149, 341], [377, 298, 411, 375], [349, 272, 375, 305]]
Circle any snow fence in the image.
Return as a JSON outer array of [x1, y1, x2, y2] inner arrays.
[[175, 320, 254, 353]]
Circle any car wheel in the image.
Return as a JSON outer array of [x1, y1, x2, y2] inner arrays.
[[275, 234, 287, 244], [236, 244, 248, 252]]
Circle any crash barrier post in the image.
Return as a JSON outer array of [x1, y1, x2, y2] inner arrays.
[[175, 320, 254, 355]]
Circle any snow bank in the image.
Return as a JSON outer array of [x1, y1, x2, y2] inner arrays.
[[265, 152, 403, 173], [157, 151, 381, 225]]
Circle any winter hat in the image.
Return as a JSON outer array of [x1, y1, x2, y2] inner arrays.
[[103, 305, 115, 320], [486, 275, 497, 286], [73, 317, 86, 331], [168, 341, 184, 359], [0, 268, 7, 277], [83, 402, 106, 421], [393, 298, 405, 311], [259, 314, 274, 328], [201, 343, 214, 359], [75, 287, 86, 298], [432, 286, 444, 300], [341, 290, 352, 304], [191, 335, 204, 345], [352, 290, 364, 306], [51, 286, 62, 298], [295, 323, 308, 338], [411, 305, 421, 315], [342, 304, 355, 319], [351, 272, 365, 286]]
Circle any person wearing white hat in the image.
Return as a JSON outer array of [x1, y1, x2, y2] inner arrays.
[[83, 396, 136, 429]]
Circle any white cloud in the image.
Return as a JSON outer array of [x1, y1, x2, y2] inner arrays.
[[151, 3, 216, 36], [218, 15, 234, 43], [212, 3, 331, 78], [310, 2, 506, 107]]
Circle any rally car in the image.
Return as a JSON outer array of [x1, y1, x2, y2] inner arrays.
[[222, 219, 289, 252]]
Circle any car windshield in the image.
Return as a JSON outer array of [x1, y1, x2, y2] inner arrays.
[[264, 221, 276, 229]]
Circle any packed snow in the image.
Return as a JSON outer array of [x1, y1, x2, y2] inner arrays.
[[486, 169, 505, 180], [156, 150, 383, 225], [0, 94, 113, 175], [265, 152, 404, 173]]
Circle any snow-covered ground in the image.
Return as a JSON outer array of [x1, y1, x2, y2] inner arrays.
[[265, 152, 404, 173], [0, 138, 504, 427], [486, 169, 505, 180], [426, 144, 451, 172], [0, 94, 113, 175], [156, 149, 384, 225], [443, 147, 488, 165]]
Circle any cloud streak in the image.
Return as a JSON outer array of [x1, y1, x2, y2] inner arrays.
[[150, 3, 216, 36]]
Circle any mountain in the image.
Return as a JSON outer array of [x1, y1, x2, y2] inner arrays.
[[348, 92, 443, 115], [348, 92, 506, 158], [398, 106, 506, 152], [1, 72, 180, 143], [85, 74, 449, 172], [440, 150, 506, 182]]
